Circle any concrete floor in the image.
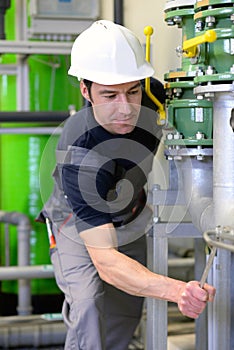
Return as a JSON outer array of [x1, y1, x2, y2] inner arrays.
[[129, 305, 196, 350], [0, 306, 195, 349], [167, 306, 195, 350], [168, 334, 195, 350]]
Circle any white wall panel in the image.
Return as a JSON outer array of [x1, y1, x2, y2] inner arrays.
[[100, 0, 181, 82]]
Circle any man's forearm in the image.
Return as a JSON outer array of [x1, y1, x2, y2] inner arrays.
[[86, 244, 185, 303], [81, 223, 215, 319]]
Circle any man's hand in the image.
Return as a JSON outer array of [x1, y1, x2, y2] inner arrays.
[[177, 281, 216, 319]]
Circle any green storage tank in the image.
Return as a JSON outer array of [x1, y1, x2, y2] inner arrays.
[[0, 0, 82, 314]]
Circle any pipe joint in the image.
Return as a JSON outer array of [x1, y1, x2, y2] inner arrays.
[[0, 210, 31, 228]]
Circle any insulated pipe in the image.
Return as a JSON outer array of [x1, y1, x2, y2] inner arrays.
[[213, 90, 234, 228], [177, 157, 214, 233], [187, 84, 234, 350], [208, 88, 234, 350], [0, 211, 32, 315], [181, 85, 234, 233]]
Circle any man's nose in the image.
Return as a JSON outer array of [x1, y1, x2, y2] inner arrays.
[[117, 95, 132, 115]]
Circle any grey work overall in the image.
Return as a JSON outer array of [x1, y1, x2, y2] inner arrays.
[[48, 205, 152, 350], [39, 102, 162, 349]]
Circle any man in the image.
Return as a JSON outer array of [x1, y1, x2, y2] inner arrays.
[[38, 20, 215, 350]]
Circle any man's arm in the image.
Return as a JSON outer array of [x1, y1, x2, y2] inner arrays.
[[80, 223, 215, 319]]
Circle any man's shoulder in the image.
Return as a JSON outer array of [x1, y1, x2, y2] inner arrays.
[[63, 107, 88, 129], [58, 107, 91, 149]]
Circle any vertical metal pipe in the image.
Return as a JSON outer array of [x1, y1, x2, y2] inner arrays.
[[146, 185, 168, 350], [0, 12, 5, 39], [114, 0, 124, 25], [4, 224, 10, 266], [211, 88, 234, 350], [0, 211, 32, 315], [213, 91, 234, 227], [15, 0, 29, 110], [195, 239, 208, 350], [17, 217, 32, 316], [0, 0, 11, 39]]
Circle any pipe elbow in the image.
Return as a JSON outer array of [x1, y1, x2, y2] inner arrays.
[[0, 210, 31, 230]]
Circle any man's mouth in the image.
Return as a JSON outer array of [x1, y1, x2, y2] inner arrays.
[[112, 116, 135, 124]]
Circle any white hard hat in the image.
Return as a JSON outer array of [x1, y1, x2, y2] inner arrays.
[[68, 20, 154, 85]]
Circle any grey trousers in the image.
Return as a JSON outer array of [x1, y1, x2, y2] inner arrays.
[[50, 207, 152, 350]]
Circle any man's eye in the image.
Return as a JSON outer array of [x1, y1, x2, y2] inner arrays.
[[129, 90, 139, 95], [104, 95, 116, 99]]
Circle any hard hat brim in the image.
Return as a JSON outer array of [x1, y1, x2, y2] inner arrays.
[[68, 62, 155, 85]]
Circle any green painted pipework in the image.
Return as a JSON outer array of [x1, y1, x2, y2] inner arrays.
[[194, 0, 234, 11], [0, 130, 59, 295], [194, 5, 234, 75], [164, 70, 196, 100], [0, 0, 17, 276], [163, 1, 215, 147], [166, 98, 213, 144], [0, 1, 82, 296], [164, 5, 198, 72], [164, 0, 234, 147]]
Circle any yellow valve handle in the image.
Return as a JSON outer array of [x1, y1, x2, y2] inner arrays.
[[183, 29, 217, 58], [144, 26, 166, 126]]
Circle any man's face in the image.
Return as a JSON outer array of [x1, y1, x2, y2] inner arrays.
[[80, 80, 142, 135]]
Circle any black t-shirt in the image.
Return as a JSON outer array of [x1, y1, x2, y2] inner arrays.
[[57, 97, 162, 232]]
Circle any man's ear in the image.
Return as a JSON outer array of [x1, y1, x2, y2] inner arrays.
[[80, 80, 91, 102]]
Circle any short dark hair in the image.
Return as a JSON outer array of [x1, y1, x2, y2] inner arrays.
[[83, 79, 93, 101]]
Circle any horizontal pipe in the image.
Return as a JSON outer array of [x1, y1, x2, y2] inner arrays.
[[0, 39, 72, 55], [168, 258, 194, 267], [0, 265, 54, 280], [0, 210, 30, 228], [0, 314, 62, 324], [203, 229, 234, 253], [0, 127, 63, 134], [0, 111, 70, 123], [0, 319, 66, 347], [0, 258, 194, 281]]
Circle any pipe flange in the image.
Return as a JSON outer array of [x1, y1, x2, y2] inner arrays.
[[164, 0, 195, 11], [194, 83, 234, 96]]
